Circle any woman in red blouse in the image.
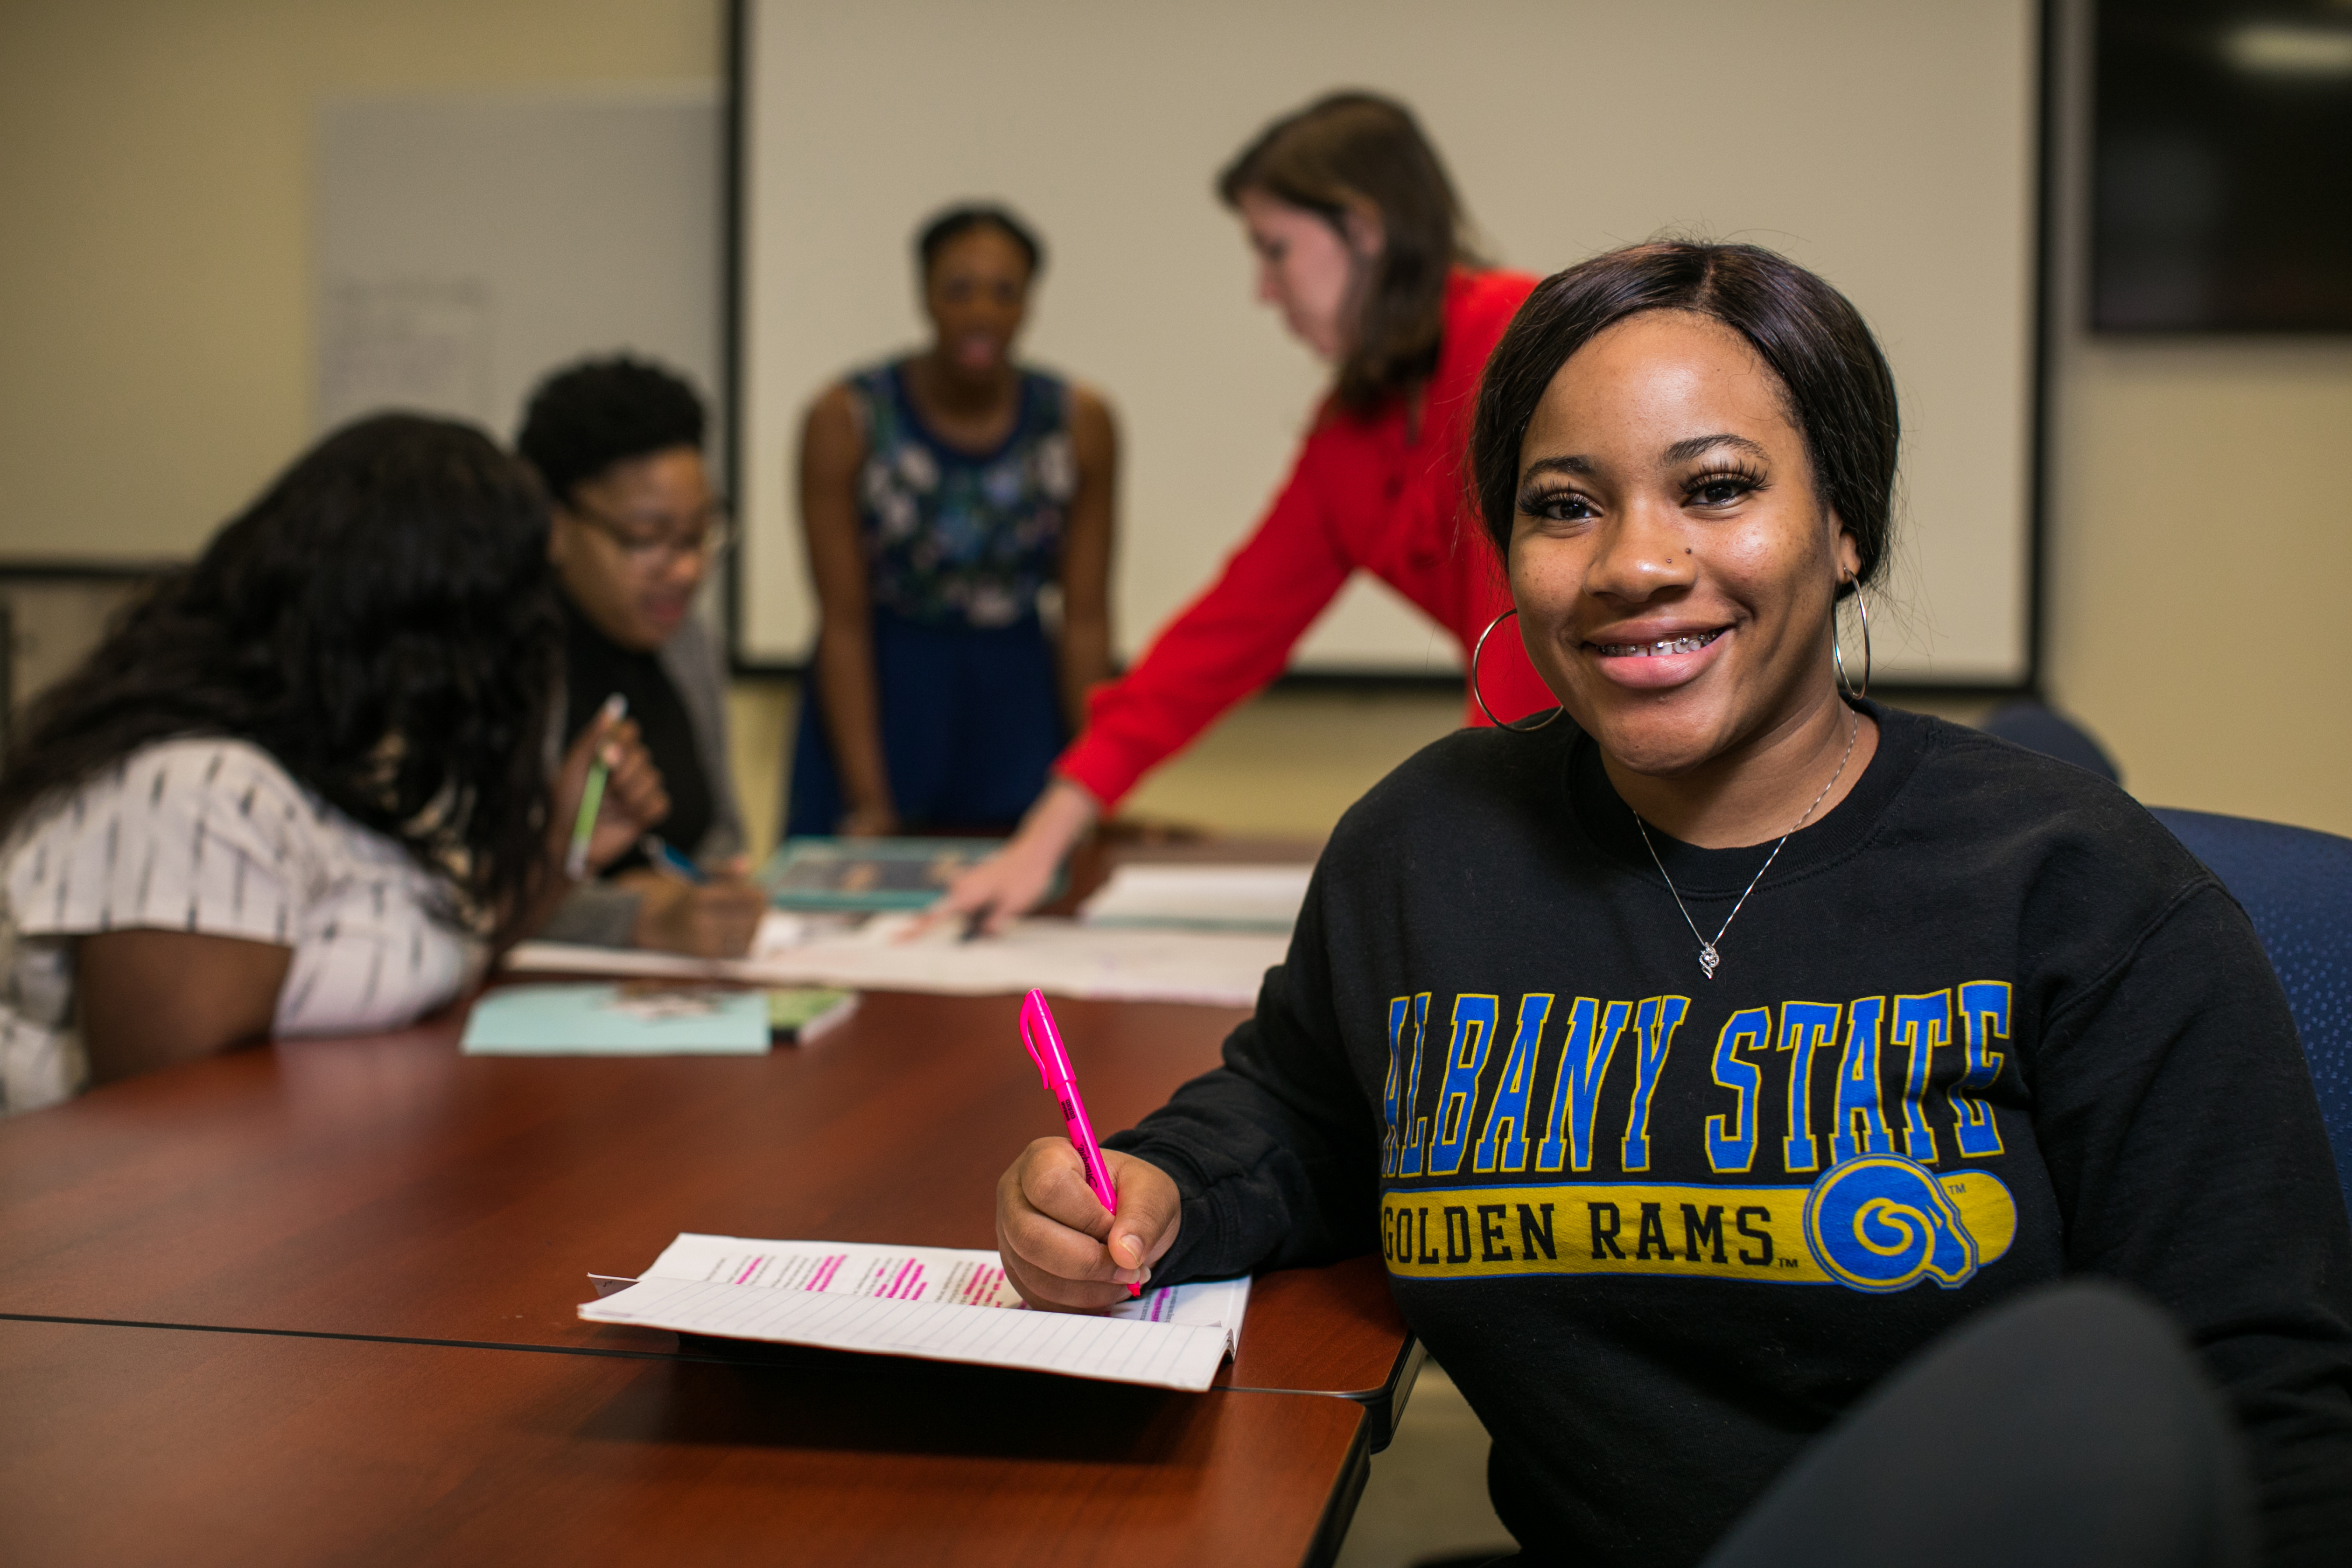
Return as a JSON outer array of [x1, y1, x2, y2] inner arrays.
[[946, 91, 1552, 927]]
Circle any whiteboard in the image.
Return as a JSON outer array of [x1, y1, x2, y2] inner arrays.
[[736, 0, 2040, 683], [315, 88, 726, 473]]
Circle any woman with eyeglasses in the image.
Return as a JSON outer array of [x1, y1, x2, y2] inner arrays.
[[517, 356, 768, 959], [0, 414, 667, 1112], [786, 202, 1120, 839]]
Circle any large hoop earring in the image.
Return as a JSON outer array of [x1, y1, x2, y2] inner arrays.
[[1833, 578, 1873, 700], [1470, 609, 1565, 732]]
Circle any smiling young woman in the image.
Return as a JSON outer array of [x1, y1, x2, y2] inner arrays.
[[1474, 248, 1902, 859], [992, 244, 2352, 1564], [788, 203, 1120, 840]]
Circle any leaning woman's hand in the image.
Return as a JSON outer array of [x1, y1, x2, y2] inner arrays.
[[937, 778, 1099, 935], [551, 711, 670, 875], [995, 1138, 1181, 1311]]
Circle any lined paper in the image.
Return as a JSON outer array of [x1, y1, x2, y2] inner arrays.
[[579, 1232, 1249, 1392]]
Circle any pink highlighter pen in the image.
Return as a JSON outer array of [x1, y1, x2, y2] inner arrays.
[[1016, 988, 1140, 1299]]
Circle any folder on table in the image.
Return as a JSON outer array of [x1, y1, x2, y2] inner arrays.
[[462, 983, 772, 1055], [580, 1232, 1249, 1392]]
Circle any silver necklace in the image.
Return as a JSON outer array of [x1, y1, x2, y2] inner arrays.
[[1633, 708, 1859, 981]]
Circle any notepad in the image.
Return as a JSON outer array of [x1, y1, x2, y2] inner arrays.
[[461, 983, 771, 1055], [579, 1232, 1250, 1392]]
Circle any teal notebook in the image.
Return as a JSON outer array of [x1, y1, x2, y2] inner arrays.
[[461, 983, 771, 1056]]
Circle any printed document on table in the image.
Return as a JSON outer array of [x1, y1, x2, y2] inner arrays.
[[579, 1232, 1249, 1392]]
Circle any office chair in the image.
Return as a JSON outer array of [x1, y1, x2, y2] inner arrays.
[[1980, 700, 2123, 783], [2151, 807, 2352, 1223]]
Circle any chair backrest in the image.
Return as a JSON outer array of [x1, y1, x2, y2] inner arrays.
[[1980, 700, 2123, 784], [2150, 807, 2352, 1223]]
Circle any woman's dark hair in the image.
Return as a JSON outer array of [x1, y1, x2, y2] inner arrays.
[[516, 355, 707, 507], [0, 413, 562, 936], [1469, 242, 1900, 593], [1218, 91, 1481, 414], [915, 203, 1044, 280]]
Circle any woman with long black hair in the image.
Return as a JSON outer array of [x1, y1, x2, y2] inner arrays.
[[0, 413, 665, 1112]]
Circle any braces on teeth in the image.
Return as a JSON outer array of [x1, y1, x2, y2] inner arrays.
[[1601, 631, 1722, 657]]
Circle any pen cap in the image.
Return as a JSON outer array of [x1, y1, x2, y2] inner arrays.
[[1017, 987, 1118, 1220], [1016, 988, 1071, 1089]]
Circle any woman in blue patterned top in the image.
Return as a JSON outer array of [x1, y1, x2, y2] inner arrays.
[[790, 204, 1118, 836]]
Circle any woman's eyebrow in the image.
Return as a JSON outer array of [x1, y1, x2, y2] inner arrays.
[[1519, 454, 1595, 481], [1663, 432, 1770, 463], [1520, 434, 1770, 483]]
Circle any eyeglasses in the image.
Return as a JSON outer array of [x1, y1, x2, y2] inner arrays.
[[566, 497, 735, 569]]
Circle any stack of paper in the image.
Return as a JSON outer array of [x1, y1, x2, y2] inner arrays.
[[581, 1232, 1250, 1392]]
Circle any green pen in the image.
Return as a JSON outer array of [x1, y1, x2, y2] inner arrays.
[[564, 693, 628, 880]]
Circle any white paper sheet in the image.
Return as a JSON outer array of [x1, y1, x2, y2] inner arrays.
[[507, 914, 1287, 1008], [1078, 864, 1313, 933], [580, 1232, 1249, 1392]]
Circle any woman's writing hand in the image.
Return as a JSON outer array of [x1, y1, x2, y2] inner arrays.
[[630, 861, 768, 958], [996, 1139, 1181, 1312]]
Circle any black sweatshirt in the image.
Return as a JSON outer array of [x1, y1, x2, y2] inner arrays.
[[1108, 703, 2352, 1567]]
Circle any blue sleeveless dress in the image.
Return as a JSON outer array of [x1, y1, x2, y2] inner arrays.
[[786, 361, 1078, 835]]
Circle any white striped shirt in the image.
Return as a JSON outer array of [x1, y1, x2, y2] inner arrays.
[[0, 738, 482, 1114]]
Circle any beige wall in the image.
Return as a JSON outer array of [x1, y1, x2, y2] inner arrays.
[[0, 0, 720, 560], [3, 1, 2345, 840], [2047, 343, 2352, 833]]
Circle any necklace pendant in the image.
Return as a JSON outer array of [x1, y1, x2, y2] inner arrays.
[[1697, 943, 1720, 980]]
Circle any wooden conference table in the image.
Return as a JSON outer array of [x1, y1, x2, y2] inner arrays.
[[1, 979, 1416, 1564]]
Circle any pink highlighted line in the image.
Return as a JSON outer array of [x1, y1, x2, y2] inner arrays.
[[881, 1258, 924, 1299], [733, 1256, 767, 1285]]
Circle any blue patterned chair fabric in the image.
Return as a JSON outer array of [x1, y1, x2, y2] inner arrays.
[[2151, 807, 2352, 1222]]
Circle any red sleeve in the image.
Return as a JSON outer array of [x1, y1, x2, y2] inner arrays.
[[1056, 434, 1357, 809]]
